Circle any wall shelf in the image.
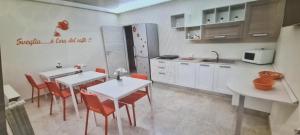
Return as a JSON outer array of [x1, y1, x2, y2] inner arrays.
[[202, 9, 216, 25], [230, 4, 246, 22], [171, 13, 185, 29], [185, 26, 201, 40], [216, 7, 230, 23]]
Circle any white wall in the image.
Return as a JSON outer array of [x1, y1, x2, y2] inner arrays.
[[0, 0, 119, 99], [270, 25, 300, 135], [119, 0, 276, 59]]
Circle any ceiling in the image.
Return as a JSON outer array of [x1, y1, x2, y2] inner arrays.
[[32, 0, 172, 14]]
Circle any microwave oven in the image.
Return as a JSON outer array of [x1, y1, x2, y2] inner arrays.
[[242, 49, 275, 64]]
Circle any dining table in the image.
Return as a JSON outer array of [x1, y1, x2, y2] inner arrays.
[[56, 71, 107, 118], [87, 76, 153, 135], [39, 67, 80, 81]]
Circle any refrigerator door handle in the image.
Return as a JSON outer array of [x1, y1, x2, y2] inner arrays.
[[133, 46, 137, 57]]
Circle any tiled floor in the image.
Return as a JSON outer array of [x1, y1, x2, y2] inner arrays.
[[25, 83, 271, 135]]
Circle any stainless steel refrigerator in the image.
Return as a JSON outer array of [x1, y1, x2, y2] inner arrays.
[[131, 23, 159, 78]]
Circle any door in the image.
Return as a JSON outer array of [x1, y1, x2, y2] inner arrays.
[[195, 64, 214, 91], [132, 24, 149, 57], [213, 65, 233, 95], [176, 62, 196, 88], [101, 26, 129, 76]]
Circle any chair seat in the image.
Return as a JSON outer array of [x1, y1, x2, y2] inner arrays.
[[91, 100, 125, 116], [61, 90, 72, 98], [36, 83, 47, 89], [120, 90, 147, 105]]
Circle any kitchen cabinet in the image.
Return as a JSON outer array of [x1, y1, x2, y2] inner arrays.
[[195, 64, 214, 91], [150, 59, 175, 84], [213, 65, 233, 95], [202, 21, 244, 40], [175, 62, 196, 88], [244, 0, 285, 41]]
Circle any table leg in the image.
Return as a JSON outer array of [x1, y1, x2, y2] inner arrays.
[[148, 83, 153, 111], [69, 85, 80, 118], [114, 99, 123, 135], [235, 95, 245, 135]]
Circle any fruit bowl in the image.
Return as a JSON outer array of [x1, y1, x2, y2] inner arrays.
[[253, 77, 275, 91], [259, 71, 284, 80]]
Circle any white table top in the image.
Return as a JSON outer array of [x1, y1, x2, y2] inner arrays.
[[40, 67, 80, 79], [228, 71, 297, 104], [87, 77, 152, 99], [56, 71, 107, 86]]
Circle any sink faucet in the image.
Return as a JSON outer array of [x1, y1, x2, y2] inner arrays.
[[211, 51, 219, 62]]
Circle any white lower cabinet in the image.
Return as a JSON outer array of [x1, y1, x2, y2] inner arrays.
[[213, 65, 233, 95], [195, 64, 214, 91], [175, 62, 196, 88], [150, 59, 175, 84]]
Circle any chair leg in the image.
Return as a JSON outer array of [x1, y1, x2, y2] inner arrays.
[[132, 104, 136, 126], [31, 87, 34, 103], [74, 93, 79, 104], [50, 95, 53, 115], [84, 109, 89, 135], [125, 105, 132, 126], [63, 99, 66, 121], [104, 116, 108, 135], [38, 89, 40, 107]]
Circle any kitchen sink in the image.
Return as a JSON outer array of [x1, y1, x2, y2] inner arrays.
[[201, 59, 235, 64]]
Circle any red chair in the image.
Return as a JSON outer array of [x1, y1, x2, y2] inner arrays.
[[95, 67, 106, 83], [120, 73, 151, 126], [80, 90, 132, 135], [25, 74, 48, 107], [79, 68, 107, 90], [45, 81, 79, 121]]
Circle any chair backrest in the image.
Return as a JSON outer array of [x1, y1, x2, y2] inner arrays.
[[130, 73, 148, 80], [95, 68, 105, 73], [80, 90, 106, 114], [44, 81, 62, 97], [25, 74, 38, 87]]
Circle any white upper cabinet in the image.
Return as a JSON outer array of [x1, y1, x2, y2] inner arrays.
[[213, 65, 233, 95], [175, 62, 196, 88], [195, 63, 215, 91]]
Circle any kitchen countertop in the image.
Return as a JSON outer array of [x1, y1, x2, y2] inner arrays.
[[151, 57, 238, 64], [152, 57, 298, 104]]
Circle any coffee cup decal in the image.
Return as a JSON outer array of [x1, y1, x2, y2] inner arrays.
[[54, 20, 69, 37]]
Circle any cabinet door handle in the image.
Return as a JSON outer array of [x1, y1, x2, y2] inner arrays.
[[200, 64, 210, 67], [249, 33, 269, 37], [158, 61, 165, 63], [180, 63, 189, 65], [158, 72, 165, 75], [213, 35, 227, 39], [219, 65, 231, 68], [158, 67, 165, 69]]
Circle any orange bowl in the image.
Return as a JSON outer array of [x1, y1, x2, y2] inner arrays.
[[253, 77, 275, 91], [259, 71, 284, 80]]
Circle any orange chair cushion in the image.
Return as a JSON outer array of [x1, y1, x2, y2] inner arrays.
[[61, 90, 72, 98]]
